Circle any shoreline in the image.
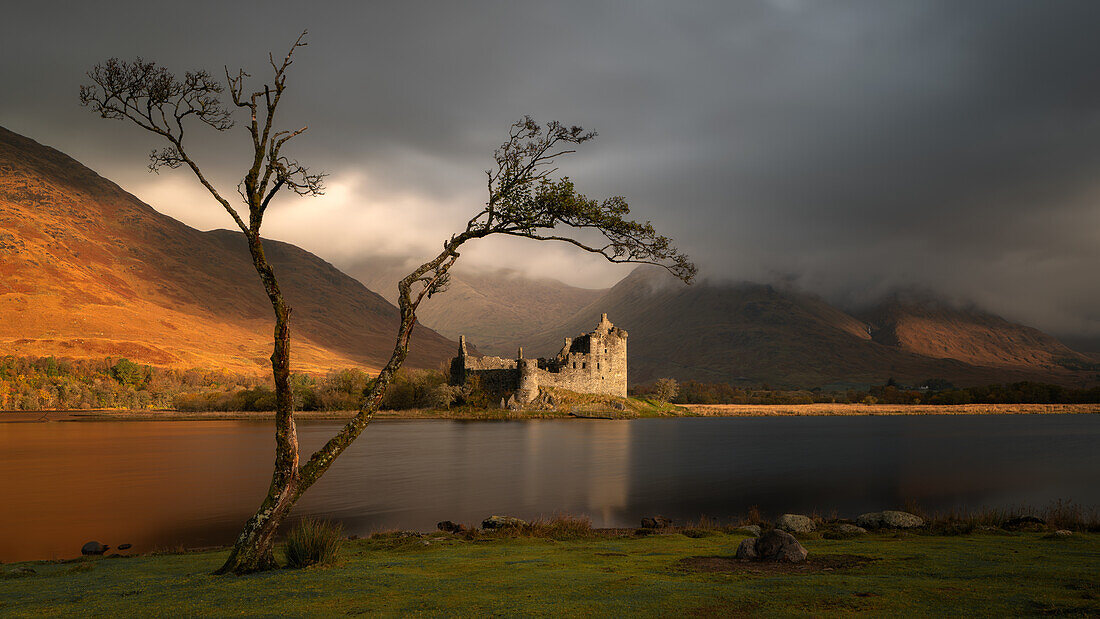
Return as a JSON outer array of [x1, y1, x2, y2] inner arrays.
[[3, 529, 1098, 615], [2, 402, 1097, 422]]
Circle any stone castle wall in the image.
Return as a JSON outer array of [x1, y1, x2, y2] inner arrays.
[[451, 314, 628, 403]]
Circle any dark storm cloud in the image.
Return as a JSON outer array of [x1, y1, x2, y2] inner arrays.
[[2, 0, 1099, 337]]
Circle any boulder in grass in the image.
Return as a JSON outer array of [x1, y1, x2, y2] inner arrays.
[[437, 520, 467, 533], [640, 516, 674, 529], [751, 530, 808, 563], [481, 515, 527, 530], [734, 537, 758, 560], [735, 524, 762, 537], [81, 541, 108, 556], [856, 510, 923, 529], [776, 514, 816, 534]]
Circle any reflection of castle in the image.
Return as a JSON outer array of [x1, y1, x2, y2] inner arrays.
[[450, 313, 628, 403]]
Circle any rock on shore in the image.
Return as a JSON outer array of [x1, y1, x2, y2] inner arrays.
[[735, 529, 808, 563], [481, 515, 527, 529], [856, 510, 924, 529], [776, 514, 816, 534]]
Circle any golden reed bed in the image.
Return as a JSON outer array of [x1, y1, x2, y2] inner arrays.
[[680, 403, 1100, 416]]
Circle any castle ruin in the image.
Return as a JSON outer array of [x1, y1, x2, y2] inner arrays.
[[450, 313, 628, 403]]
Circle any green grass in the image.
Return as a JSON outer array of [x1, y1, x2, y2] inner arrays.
[[2, 530, 1097, 616]]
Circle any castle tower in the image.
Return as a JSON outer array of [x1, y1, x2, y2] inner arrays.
[[516, 358, 540, 403], [449, 335, 469, 385]]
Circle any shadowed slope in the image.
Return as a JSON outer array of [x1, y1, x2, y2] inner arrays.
[[350, 259, 604, 355], [0, 125, 454, 374], [511, 267, 1098, 388]]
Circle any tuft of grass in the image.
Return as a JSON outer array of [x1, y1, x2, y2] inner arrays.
[[1045, 499, 1100, 532], [490, 514, 597, 540], [904, 499, 1100, 534], [284, 518, 343, 569], [64, 561, 95, 574]]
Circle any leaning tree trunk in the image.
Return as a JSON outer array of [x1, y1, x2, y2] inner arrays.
[[215, 236, 303, 574], [213, 244, 456, 575]]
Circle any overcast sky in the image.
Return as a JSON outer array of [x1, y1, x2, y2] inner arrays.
[[2, 0, 1099, 339]]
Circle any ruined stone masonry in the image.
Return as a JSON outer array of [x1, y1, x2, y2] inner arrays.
[[450, 313, 628, 403]]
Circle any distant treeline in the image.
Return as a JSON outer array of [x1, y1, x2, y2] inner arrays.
[[630, 378, 1100, 405], [0, 355, 263, 411], [0, 355, 474, 412], [4, 355, 1098, 412]]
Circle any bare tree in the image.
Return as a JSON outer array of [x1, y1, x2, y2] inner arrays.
[[80, 33, 324, 573], [85, 37, 695, 573]]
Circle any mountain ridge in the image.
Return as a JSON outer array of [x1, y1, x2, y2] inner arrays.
[[465, 267, 1098, 388], [0, 125, 455, 374]]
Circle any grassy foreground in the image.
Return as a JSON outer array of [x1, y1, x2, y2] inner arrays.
[[2, 530, 1098, 616]]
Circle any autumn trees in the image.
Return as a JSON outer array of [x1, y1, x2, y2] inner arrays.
[[82, 36, 694, 574]]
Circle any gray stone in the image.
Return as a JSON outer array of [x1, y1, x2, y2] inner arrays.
[[835, 523, 867, 535], [393, 531, 423, 539], [1053, 529, 1073, 537], [753, 529, 808, 563], [734, 537, 757, 560], [640, 516, 673, 529], [776, 514, 816, 534], [735, 525, 762, 537], [481, 515, 527, 529], [856, 510, 924, 529], [117, 543, 132, 551], [437, 520, 467, 533], [81, 541, 108, 556]]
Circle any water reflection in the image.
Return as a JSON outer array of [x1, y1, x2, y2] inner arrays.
[[0, 415, 1097, 561]]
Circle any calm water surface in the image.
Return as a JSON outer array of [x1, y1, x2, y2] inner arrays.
[[2, 415, 1098, 561]]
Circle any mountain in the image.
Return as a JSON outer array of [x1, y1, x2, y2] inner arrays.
[[348, 259, 604, 356], [858, 294, 1089, 371], [502, 267, 1098, 388], [0, 125, 455, 374]]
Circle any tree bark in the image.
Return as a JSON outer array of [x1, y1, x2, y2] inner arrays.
[[215, 234, 302, 574], [213, 241, 456, 574]]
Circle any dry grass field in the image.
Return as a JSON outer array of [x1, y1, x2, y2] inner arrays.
[[681, 402, 1100, 416], [13, 401, 1096, 422]]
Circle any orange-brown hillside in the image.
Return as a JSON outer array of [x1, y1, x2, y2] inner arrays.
[[0, 125, 455, 374], [859, 295, 1088, 370]]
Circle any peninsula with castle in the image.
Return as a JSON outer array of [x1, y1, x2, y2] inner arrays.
[[450, 314, 628, 407]]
